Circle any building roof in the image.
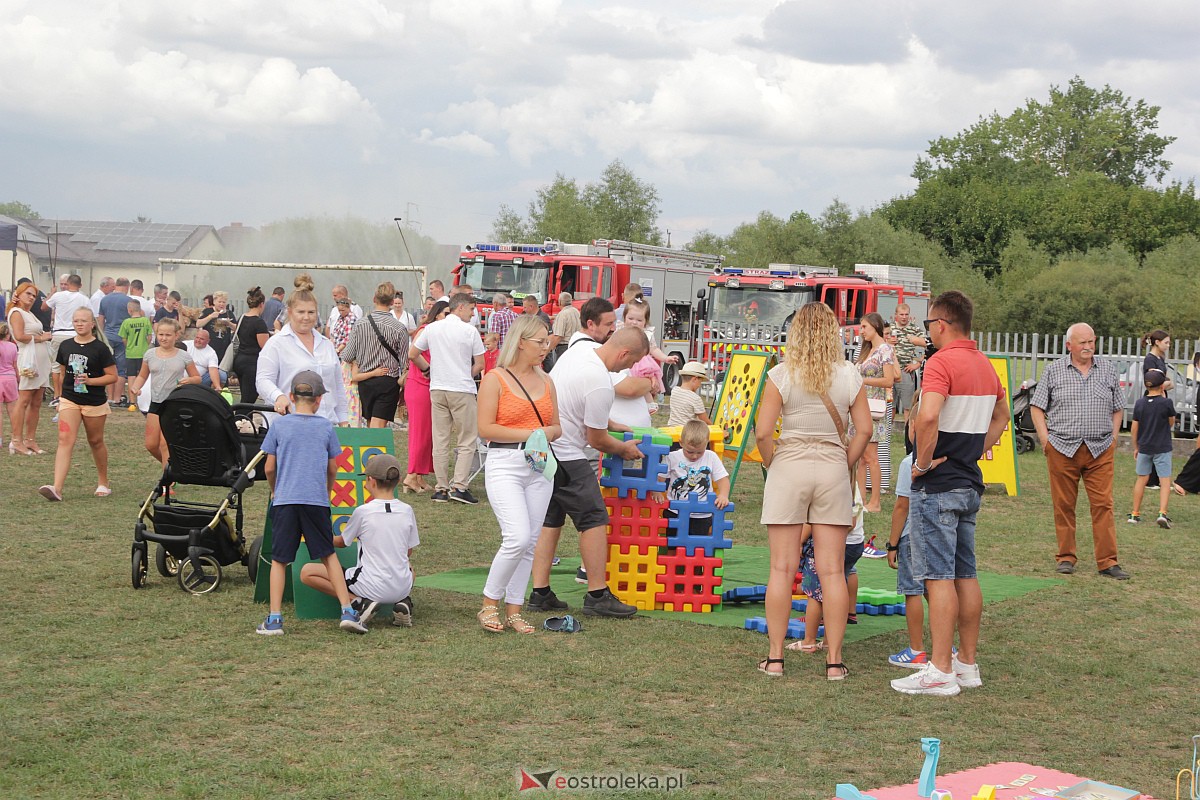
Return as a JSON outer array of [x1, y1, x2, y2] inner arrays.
[[15, 218, 222, 267]]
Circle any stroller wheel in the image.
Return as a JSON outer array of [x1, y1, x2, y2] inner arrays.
[[178, 555, 222, 595], [131, 545, 147, 589], [155, 545, 180, 577], [247, 535, 264, 584]]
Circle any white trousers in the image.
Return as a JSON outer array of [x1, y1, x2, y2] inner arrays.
[[482, 448, 555, 604]]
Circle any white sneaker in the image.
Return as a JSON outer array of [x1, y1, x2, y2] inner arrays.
[[891, 664, 960, 696], [952, 655, 982, 688]]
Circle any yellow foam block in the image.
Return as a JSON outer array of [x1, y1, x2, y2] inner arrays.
[[605, 544, 666, 611]]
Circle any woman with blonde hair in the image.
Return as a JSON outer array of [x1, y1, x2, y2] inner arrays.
[[476, 315, 561, 633], [198, 290, 237, 361], [255, 275, 349, 424], [7, 279, 53, 454], [754, 302, 871, 680]]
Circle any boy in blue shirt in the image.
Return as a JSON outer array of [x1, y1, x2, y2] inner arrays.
[[1129, 370, 1176, 528], [257, 370, 367, 635]]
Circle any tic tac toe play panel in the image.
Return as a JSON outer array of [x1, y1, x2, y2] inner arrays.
[[253, 427, 395, 617]]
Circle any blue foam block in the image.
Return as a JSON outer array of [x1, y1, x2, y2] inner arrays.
[[599, 433, 670, 499], [665, 492, 734, 556], [743, 616, 824, 639], [722, 585, 766, 603]]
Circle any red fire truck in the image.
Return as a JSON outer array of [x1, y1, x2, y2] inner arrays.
[[453, 238, 723, 386], [693, 263, 930, 372]]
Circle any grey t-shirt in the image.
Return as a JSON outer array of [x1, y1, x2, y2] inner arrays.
[[144, 348, 195, 403]]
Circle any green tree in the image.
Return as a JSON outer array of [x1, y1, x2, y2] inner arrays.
[[582, 161, 662, 243], [916, 76, 1176, 187], [0, 200, 39, 219], [491, 160, 662, 244], [687, 211, 822, 266]]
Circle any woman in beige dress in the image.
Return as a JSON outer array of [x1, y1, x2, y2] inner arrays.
[[755, 302, 870, 680]]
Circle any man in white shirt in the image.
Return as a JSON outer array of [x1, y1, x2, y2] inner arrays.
[[526, 326, 649, 618], [184, 328, 226, 390], [429, 279, 450, 304], [325, 284, 363, 336], [129, 279, 156, 319], [409, 293, 485, 505], [90, 276, 115, 316], [47, 273, 91, 402], [452, 283, 481, 329]]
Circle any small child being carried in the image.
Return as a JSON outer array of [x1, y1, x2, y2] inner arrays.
[[622, 298, 680, 416]]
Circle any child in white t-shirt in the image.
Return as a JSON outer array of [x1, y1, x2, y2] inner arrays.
[[653, 420, 730, 537], [299, 454, 421, 627]]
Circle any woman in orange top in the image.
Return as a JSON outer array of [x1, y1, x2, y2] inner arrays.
[[476, 315, 561, 633]]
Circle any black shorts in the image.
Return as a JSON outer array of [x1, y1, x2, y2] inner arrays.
[[270, 503, 335, 563], [358, 374, 401, 422], [125, 358, 143, 379], [543, 458, 609, 532], [148, 401, 161, 415]]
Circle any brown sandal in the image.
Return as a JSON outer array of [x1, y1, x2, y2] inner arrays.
[[506, 613, 536, 634], [477, 605, 504, 633]]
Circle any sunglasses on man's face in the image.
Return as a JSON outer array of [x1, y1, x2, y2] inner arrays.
[[922, 318, 948, 331]]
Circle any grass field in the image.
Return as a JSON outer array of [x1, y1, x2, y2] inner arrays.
[[1, 406, 1197, 799]]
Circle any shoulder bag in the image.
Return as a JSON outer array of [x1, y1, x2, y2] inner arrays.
[[366, 312, 408, 384], [219, 316, 242, 373], [502, 367, 562, 486]]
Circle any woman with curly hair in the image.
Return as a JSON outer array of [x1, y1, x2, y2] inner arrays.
[[754, 302, 871, 681]]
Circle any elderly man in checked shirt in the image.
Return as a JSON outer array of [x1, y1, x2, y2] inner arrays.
[[1030, 323, 1130, 580]]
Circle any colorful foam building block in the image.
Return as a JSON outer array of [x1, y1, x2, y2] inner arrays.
[[656, 548, 724, 612], [600, 433, 671, 499], [743, 616, 824, 639], [604, 491, 670, 552], [722, 585, 766, 604], [656, 423, 725, 457], [664, 492, 734, 556], [605, 544, 666, 611], [857, 587, 905, 607]]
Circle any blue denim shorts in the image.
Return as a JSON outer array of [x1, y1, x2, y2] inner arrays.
[[908, 487, 981, 581], [1135, 451, 1172, 478], [895, 536, 923, 596]]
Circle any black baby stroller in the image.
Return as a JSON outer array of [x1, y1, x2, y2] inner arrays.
[[131, 384, 273, 594], [1011, 381, 1039, 454]]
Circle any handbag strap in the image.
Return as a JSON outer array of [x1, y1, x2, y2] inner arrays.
[[502, 367, 549, 426], [819, 392, 849, 446], [366, 312, 404, 365]]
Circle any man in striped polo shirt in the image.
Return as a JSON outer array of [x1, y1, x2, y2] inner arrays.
[[892, 291, 1009, 697]]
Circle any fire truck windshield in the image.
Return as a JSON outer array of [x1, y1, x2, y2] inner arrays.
[[460, 261, 551, 302], [707, 285, 816, 331]]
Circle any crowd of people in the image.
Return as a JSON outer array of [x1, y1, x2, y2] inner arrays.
[[4, 273, 1197, 690]]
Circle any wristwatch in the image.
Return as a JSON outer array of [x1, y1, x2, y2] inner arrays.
[[886, 542, 899, 552]]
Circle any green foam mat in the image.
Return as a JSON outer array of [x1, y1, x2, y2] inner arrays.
[[415, 546, 1060, 642]]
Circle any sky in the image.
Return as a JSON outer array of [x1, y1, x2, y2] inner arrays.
[[2, 0, 1198, 250]]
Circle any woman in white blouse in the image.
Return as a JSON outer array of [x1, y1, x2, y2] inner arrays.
[[255, 274, 348, 424]]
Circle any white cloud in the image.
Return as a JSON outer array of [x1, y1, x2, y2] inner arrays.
[[124, 0, 407, 56], [415, 128, 497, 157], [0, 7, 376, 135]]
